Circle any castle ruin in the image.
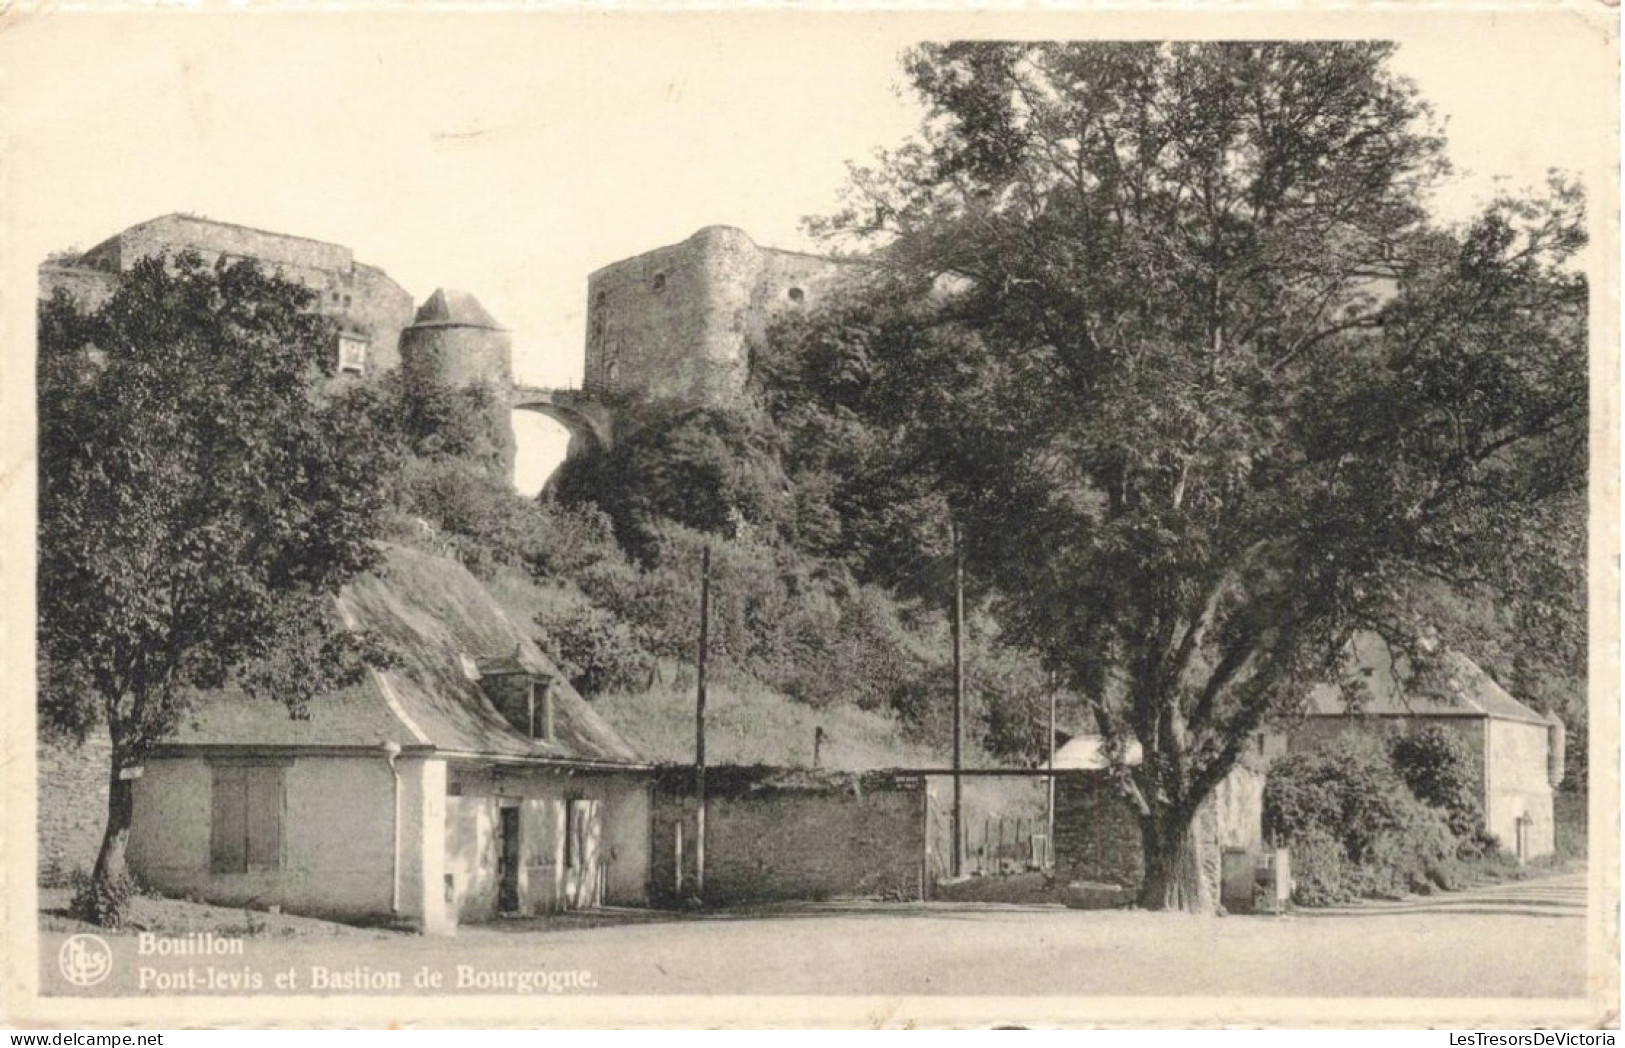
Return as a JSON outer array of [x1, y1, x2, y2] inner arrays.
[[584, 225, 849, 404], [41, 213, 417, 379], [39, 216, 852, 482]]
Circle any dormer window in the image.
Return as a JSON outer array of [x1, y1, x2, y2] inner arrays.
[[651, 272, 667, 292], [473, 653, 556, 743]]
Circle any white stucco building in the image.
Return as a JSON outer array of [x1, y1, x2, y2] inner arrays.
[[126, 544, 653, 933]]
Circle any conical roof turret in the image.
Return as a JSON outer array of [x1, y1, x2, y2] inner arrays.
[[409, 288, 506, 331]]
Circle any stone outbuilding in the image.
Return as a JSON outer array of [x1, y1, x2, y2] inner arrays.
[[1289, 648, 1565, 860], [124, 544, 653, 933]]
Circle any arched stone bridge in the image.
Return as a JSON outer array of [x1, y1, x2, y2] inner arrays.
[[509, 386, 613, 457]]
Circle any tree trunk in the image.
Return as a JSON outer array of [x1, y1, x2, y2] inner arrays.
[[88, 751, 136, 925], [1137, 813, 1214, 913]]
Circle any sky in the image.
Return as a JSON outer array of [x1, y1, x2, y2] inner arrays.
[[1, 9, 1613, 493]]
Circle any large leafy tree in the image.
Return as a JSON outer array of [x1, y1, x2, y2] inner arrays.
[[784, 42, 1586, 909], [38, 254, 398, 922]]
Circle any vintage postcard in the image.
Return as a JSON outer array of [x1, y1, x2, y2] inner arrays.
[[0, 3, 1617, 1030]]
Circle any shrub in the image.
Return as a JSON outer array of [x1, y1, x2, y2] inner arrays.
[[530, 499, 620, 578], [554, 401, 792, 546], [1265, 744, 1415, 863], [1282, 826, 1352, 907], [69, 867, 138, 928], [1554, 790, 1588, 860], [1390, 726, 1487, 847], [1356, 801, 1457, 897], [398, 459, 621, 581], [534, 604, 653, 697], [1264, 742, 1464, 906], [574, 552, 700, 663]]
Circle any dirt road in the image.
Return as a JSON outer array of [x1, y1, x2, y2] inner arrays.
[[43, 869, 1590, 999]]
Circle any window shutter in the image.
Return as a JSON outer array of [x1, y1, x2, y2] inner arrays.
[[244, 767, 283, 871], [210, 767, 248, 874]]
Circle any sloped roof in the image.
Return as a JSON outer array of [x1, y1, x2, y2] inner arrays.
[[1307, 648, 1550, 727], [409, 288, 505, 330], [1053, 735, 1143, 770], [164, 544, 643, 764]]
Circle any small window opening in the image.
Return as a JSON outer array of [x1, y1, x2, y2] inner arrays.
[[652, 273, 667, 292], [787, 287, 805, 304], [337, 336, 368, 375]]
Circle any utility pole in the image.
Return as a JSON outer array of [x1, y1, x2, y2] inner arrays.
[[1047, 675, 1058, 869], [951, 521, 964, 878], [695, 545, 711, 902]]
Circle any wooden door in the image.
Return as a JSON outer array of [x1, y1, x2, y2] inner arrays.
[[564, 799, 603, 910], [497, 805, 521, 914]]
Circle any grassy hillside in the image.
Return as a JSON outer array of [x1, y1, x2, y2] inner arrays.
[[592, 682, 940, 770], [483, 563, 940, 769]]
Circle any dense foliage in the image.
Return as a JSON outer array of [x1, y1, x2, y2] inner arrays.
[[1389, 726, 1489, 847], [1264, 741, 1463, 905], [38, 255, 398, 922], [544, 395, 1067, 753], [553, 400, 794, 555], [760, 41, 1586, 910]]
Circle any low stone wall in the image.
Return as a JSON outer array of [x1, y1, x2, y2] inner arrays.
[[37, 734, 111, 884], [650, 766, 926, 905], [1052, 772, 1144, 889]]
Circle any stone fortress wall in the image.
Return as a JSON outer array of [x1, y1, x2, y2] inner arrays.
[[584, 225, 850, 404], [43, 213, 416, 376], [40, 217, 853, 417]]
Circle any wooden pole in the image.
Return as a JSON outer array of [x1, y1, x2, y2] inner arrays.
[[695, 545, 710, 902], [674, 823, 684, 897], [1047, 678, 1057, 869], [951, 521, 964, 878]]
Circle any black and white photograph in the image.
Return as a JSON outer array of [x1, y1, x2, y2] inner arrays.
[[0, 4, 1616, 1031]]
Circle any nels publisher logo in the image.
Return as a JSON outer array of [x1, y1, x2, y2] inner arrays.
[[58, 934, 113, 988]]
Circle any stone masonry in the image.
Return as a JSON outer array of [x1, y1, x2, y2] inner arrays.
[[585, 226, 850, 404], [1053, 764, 1266, 902], [649, 766, 927, 905], [41, 214, 416, 377], [37, 733, 111, 885]]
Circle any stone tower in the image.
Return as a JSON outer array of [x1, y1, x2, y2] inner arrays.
[[400, 288, 517, 471], [584, 226, 849, 405]]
